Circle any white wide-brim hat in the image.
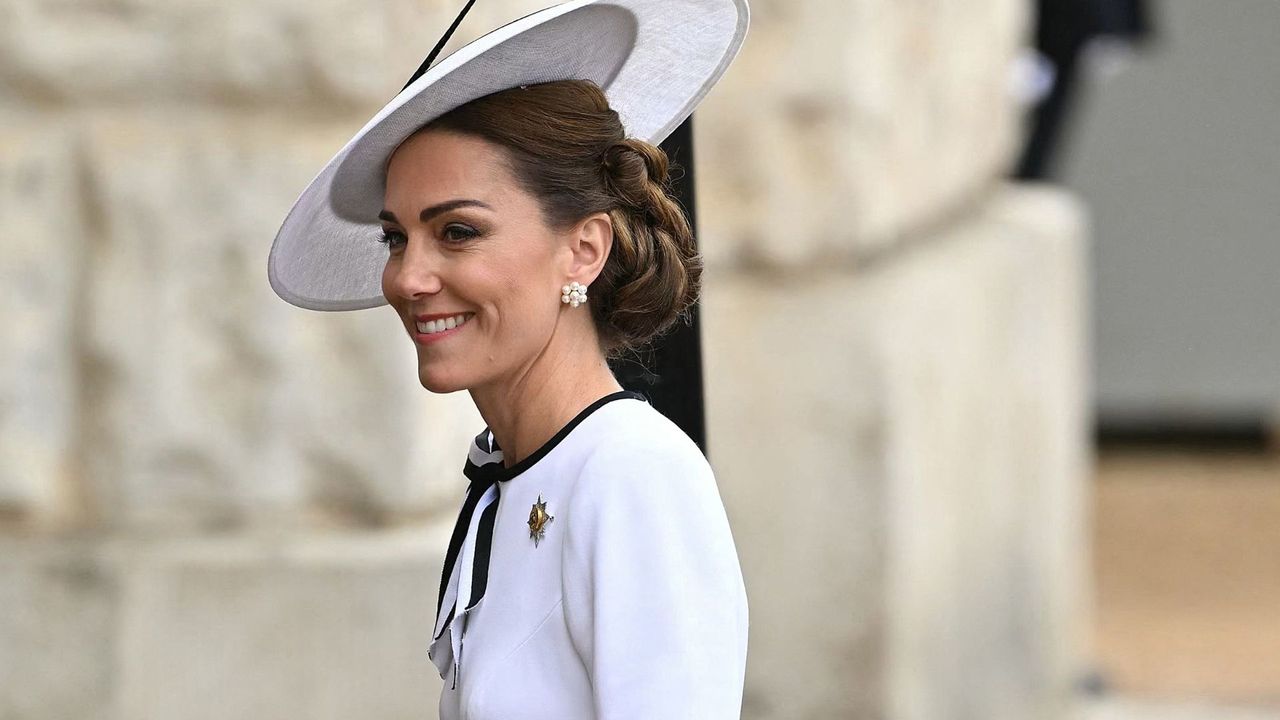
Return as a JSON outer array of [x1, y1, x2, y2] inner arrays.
[[268, 0, 750, 312]]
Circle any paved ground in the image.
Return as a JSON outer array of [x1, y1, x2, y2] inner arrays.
[[1090, 446, 1280, 714]]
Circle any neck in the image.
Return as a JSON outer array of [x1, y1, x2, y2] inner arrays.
[[468, 326, 624, 469]]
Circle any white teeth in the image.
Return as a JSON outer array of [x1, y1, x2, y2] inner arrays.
[[416, 313, 471, 335]]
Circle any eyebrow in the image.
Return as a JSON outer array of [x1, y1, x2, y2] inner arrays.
[[378, 199, 493, 225]]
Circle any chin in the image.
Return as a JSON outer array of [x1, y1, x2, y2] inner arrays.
[[417, 366, 469, 394]]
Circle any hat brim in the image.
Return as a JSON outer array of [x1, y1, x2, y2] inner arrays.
[[268, 0, 749, 312]]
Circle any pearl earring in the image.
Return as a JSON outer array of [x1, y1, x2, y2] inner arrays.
[[561, 281, 588, 308]]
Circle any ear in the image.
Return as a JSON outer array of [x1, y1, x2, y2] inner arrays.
[[563, 211, 613, 285]]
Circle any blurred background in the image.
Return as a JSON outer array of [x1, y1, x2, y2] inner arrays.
[[1, 0, 1277, 718]]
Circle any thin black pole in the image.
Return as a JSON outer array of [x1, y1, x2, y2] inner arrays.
[[610, 117, 708, 454]]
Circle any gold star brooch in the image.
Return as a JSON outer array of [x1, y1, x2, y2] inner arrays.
[[528, 494, 554, 547]]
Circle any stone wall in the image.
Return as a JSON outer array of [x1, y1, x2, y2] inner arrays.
[[704, 185, 1091, 720], [0, 0, 1090, 718]]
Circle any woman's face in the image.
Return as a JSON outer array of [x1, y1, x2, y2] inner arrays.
[[380, 129, 569, 393]]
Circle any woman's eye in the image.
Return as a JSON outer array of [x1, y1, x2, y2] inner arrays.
[[442, 224, 480, 244], [378, 229, 407, 250]]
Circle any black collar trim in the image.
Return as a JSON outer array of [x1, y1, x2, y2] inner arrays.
[[462, 389, 647, 483]]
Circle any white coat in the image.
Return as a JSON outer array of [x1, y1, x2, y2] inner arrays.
[[429, 390, 749, 719]]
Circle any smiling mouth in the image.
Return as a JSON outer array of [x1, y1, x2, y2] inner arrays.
[[414, 312, 474, 335]]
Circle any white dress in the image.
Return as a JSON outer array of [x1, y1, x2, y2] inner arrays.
[[429, 390, 749, 719]]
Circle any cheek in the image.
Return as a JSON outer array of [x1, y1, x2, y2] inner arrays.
[[483, 268, 558, 340], [490, 278, 549, 329]]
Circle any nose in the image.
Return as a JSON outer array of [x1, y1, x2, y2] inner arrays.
[[384, 237, 445, 301]]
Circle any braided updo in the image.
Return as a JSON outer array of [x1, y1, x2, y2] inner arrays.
[[421, 79, 702, 355]]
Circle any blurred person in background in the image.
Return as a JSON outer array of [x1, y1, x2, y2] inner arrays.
[[1014, 0, 1154, 179]]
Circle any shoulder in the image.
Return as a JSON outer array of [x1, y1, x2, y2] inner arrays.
[[562, 397, 732, 545], [582, 396, 708, 461], [573, 397, 716, 493]]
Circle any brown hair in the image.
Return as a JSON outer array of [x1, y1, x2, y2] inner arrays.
[[421, 79, 702, 356]]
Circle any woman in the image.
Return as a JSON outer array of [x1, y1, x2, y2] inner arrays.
[[268, 1, 750, 717]]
